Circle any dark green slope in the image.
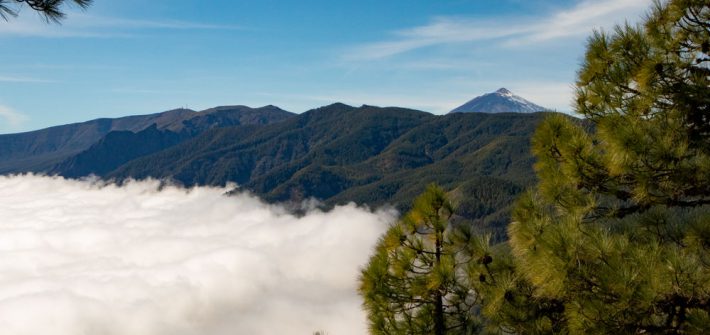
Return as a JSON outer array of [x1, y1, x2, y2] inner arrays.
[[109, 103, 431, 186], [275, 112, 539, 204], [0, 108, 195, 173], [46, 105, 294, 178], [107, 104, 552, 235], [0, 105, 294, 174], [51, 125, 188, 178]]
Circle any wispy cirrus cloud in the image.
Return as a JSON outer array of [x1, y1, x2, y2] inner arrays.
[[344, 0, 651, 61], [0, 12, 244, 38], [341, 17, 525, 61], [0, 75, 54, 83], [110, 88, 196, 95], [504, 0, 652, 45], [67, 12, 244, 31]]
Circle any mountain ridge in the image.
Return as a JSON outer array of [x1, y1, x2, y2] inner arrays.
[[0, 101, 572, 238], [101, 105, 553, 239], [0, 105, 294, 173]]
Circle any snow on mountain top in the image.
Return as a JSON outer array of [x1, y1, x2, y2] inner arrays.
[[449, 88, 547, 114], [495, 88, 512, 96]]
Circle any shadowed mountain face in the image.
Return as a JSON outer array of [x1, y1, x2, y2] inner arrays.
[[50, 125, 188, 178], [449, 88, 547, 114], [0, 105, 294, 173]]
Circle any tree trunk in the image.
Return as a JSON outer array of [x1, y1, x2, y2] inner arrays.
[[434, 231, 445, 335]]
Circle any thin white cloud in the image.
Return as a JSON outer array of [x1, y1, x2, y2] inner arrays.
[[0, 12, 106, 37], [67, 12, 244, 31], [343, 17, 527, 60], [110, 88, 196, 95], [0, 75, 54, 83], [0, 104, 29, 128], [393, 58, 495, 71], [256, 91, 461, 114], [0, 175, 396, 335], [345, 0, 651, 61], [504, 0, 652, 46], [508, 82, 577, 113], [0, 12, 243, 38]]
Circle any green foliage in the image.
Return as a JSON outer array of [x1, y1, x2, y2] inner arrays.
[[575, 0, 710, 205], [0, 0, 91, 23], [359, 184, 481, 335], [486, 0, 710, 333], [362, 1, 709, 333], [448, 177, 525, 242]]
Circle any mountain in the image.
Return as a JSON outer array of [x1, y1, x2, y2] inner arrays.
[[0, 105, 294, 174], [101, 104, 551, 239], [50, 125, 188, 178], [449, 88, 547, 114], [1, 102, 566, 239]]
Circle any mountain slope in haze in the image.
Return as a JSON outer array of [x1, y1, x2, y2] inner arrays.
[[0, 105, 294, 174], [449, 88, 547, 114]]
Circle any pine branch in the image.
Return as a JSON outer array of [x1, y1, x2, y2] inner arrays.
[[0, 0, 91, 23]]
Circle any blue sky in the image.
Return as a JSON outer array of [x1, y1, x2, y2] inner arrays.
[[0, 0, 653, 133]]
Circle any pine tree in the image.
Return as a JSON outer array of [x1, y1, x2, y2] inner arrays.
[[360, 0, 707, 333], [490, 0, 710, 333], [359, 184, 481, 335], [0, 0, 91, 23]]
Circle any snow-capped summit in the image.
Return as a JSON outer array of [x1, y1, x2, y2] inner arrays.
[[495, 87, 513, 96], [449, 88, 547, 114]]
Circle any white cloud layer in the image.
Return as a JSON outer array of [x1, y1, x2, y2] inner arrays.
[[0, 175, 395, 335]]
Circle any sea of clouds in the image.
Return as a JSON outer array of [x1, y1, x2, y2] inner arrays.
[[0, 174, 396, 335]]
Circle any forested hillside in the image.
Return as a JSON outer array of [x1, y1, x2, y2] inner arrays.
[[0, 105, 293, 173], [1, 102, 558, 237], [107, 104, 551, 237]]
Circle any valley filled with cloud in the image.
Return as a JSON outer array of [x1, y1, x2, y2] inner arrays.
[[0, 175, 396, 335]]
